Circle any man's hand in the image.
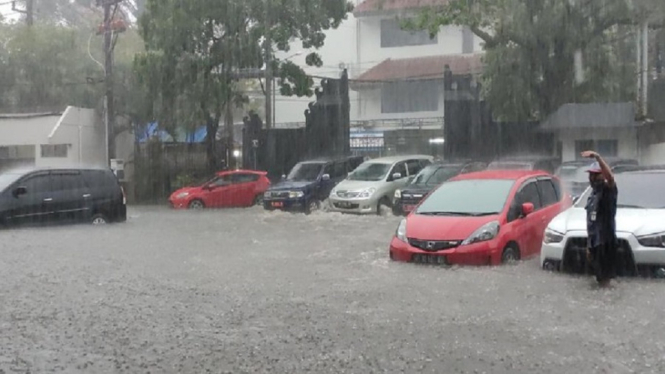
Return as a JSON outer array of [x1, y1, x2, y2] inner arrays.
[[581, 150, 599, 159]]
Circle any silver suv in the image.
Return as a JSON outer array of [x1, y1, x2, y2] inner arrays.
[[328, 155, 433, 214]]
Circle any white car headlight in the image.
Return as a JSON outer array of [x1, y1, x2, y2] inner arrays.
[[289, 191, 304, 198], [395, 218, 407, 242], [176, 192, 190, 199], [461, 221, 500, 246], [544, 228, 565, 244], [394, 189, 401, 198], [637, 232, 665, 248], [264, 191, 271, 198], [359, 187, 376, 198], [330, 188, 337, 197]]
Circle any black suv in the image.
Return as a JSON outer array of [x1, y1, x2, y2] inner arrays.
[[264, 156, 364, 214], [0, 168, 127, 227], [392, 160, 487, 216]]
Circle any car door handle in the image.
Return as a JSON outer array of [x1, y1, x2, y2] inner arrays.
[[83, 194, 91, 198], [43, 198, 53, 202]]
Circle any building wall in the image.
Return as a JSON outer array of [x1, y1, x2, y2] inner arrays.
[[0, 107, 107, 170], [556, 128, 639, 162], [642, 142, 665, 165], [272, 3, 482, 125], [46, 107, 106, 168], [356, 83, 444, 124]]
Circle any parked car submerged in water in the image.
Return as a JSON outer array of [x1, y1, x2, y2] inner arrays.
[[392, 160, 488, 216], [0, 167, 127, 227], [389, 170, 571, 266], [169, 170, 271, 209], [263, 156, 364, 214], [541, 169, 665, 278], [328, 155, 433, 215]]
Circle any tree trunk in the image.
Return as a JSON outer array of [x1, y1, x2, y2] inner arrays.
[[205, 116, 219, 172], [225, 100, 235, 169]]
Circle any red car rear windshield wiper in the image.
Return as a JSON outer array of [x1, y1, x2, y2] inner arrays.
[[418, 211, 475, 216]]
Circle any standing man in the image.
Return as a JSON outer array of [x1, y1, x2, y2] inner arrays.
[[581, 150, 618, 287]]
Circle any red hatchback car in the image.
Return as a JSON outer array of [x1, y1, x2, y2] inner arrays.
[[389, 170, 572, 266], [169, 170, 270, 209]]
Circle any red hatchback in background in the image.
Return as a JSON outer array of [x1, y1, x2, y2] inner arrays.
[[169, 170, 270, 210], [389, 170, 572, 266]]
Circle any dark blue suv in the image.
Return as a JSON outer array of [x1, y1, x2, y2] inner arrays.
[[263, 156, 364, 214]]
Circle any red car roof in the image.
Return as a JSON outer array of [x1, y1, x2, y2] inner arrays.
[[451, 170, 551, 181], [216, 169, 268, 176]]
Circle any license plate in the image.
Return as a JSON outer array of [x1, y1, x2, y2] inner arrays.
[[339, 202, 353, 208], [412, 254, 448, 265], [272, 202, 284, 208], [403, 204, 415, 212]]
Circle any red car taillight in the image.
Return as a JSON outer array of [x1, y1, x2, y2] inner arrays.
[[121, 186, 127, 205]]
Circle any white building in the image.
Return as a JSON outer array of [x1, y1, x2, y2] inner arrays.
[[0, 106, 106, 171], [273, 0, 484, 133]]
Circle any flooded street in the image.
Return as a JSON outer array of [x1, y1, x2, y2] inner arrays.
[[0, 207, 663, 373]]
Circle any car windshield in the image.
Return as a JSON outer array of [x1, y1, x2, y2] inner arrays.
[[411, 165, 460, 186], [417, 179, 515, 216], [347, 163, 391, 181], [0, 173, 22, 192], [287, 163, 323, 182], [575, 172, 665, 209]]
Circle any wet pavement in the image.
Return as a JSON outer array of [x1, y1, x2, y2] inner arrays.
[[1, 206, 664, 373]]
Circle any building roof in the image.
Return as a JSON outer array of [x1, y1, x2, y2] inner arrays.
[[354, 0, 449, 16], [539, 102, 638, 131], [354, 54, 484, 83]]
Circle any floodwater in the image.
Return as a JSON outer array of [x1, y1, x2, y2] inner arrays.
[[1, 206, 664, 373]]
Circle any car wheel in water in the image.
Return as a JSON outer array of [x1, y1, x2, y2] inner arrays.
[[188, 200, 205, 210], [305, 200, 319, 215], [91, 214, 108, 225], [377, 197, 391, 216], [501, 244, 520, 264], [253, 195, 263, 206]]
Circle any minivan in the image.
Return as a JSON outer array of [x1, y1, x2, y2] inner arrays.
[[329, 155, 434, 215], [0, 168, 127, 227], [263, 156, 365, 214]]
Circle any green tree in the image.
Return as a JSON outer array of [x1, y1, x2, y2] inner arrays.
[[136, 0, 352, 170], [410, 0, 665, 121]]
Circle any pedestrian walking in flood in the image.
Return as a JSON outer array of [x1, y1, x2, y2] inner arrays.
[[581, 150, 618, 288]]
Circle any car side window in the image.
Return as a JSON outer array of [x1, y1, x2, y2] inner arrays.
[[22, 174, 52, 194], [406, 160, 423, 176], [551, 178, 562, 200], [333, 162, 347, 178], [322, 163, 334, 177], [508, 180, 542, 222], [234, 174, 259, 184], [537, 179, 558, 207], [51, 173, 86, 191], [390, 162, 407, 179], [211, 175, 232, 187]]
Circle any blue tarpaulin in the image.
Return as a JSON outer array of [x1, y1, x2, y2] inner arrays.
[[136, 122, 209, 144]]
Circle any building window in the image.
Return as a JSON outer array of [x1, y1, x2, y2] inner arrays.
[[462, 27, 475, 54], [41, 144, 68, 158], [381, 80, 439, 113], [380, 19, 437, 48], [574, 139, 618, 159]]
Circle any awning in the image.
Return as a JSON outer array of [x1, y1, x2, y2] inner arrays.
[[538, 102, 639, 132]]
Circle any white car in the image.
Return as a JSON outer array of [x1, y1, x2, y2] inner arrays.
[[540, 170, 665, 277], [328, 155, 433, 214]]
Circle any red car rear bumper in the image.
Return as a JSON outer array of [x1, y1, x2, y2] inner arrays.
[[389, 236, 502, 266]]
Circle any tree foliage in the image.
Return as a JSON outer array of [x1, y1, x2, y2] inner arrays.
[[136, 0, 352, 169], [411, 0, 665, 121]]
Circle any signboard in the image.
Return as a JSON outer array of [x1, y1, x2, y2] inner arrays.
[[350, 131, 384, 149]]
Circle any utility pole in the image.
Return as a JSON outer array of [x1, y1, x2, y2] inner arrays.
[[641, 21, 649, 117], [97, 0, 123, 162], [12, 0, 34, 26], [264, 0, 272, 129]]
